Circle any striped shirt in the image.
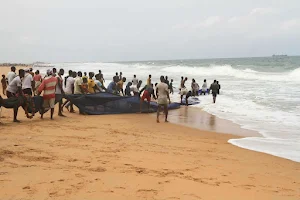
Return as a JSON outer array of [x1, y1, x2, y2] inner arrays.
[[38, 76, 57, 99]]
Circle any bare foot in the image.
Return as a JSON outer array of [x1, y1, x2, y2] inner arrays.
[[156, 119, 160, 123], [13, 119, 21, 123], [58, 113, 66, 117], [165, 120, 169, 123]]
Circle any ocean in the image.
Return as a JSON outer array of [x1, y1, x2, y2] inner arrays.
[[39, 56, 300, 162]]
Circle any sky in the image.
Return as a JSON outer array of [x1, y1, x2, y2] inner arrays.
[[0, 0, 300, 63]]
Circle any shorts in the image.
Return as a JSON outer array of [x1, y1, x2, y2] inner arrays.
[[158, 97, 168, 105], [23, 88, 32, 96], [212, 92, 217, 97], [141, 90, 151, 102], [43, 98, 55, 109], [180, 88, 188, 95], [55, 94, 63, 103]]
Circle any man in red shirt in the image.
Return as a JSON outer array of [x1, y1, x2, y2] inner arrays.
[[38, 69, 57, 119]]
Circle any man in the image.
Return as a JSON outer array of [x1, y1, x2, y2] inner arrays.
[[6, 69, 31, 122], [140, 84, 156, 113], [95, 74, 106, 92], [117, 77, 126, 96], [169, 79, 174, 94], [147, 75, 152, 86], [88, 72, 96, 93], [33, 70, 42, 95], [132, 75, 138, 86], [99, 74, 105, 85], [180, 77, 188, 104], [29, 68, 34, 77], [191, 79, 199, 96], [201, 79, 208, 95], [210, 80, 219, 103], [156, 76, 171, 123], [52, 68, 57, 77], [55, 69, 65, 117], [165, 76, 170, 88], [22, 69, 34, 96], [107, 76, 118, 94], [64, 70, 72, 88], [125, 82, 132, 96], [114, 72, 120, 83], [119, 72, 123, 81], [137, 80, 142, 90], [22, 69, 35, 116], [38, 69, 57, 119], [184, 90, 192, 106], [64, 71, 76, 112], [7, 66, 17, 85], [6, 69, 24, 98], [217, 81, 221, 94], [96, 70, 105, 83], [1, 75, 7, 95], [74, 71, 86, 94]]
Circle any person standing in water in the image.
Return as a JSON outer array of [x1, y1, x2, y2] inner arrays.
[[169, 79, 174, 94], [156, 76, 171, 123], [210, 80, 219, 103], [180, 77, 188, 104], [201, 79, 208, 95], [217, 81, 221, 94]]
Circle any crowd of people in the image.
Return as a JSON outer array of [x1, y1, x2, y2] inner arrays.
[[0, 66, 221, 123]]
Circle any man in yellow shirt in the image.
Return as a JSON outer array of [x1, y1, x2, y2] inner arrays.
[[88, 72, 96, 93], [117, 77, 126, 96]]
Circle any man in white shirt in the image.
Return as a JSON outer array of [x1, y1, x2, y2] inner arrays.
[[6, 69, 31, 122], [55, 69, 65, 117], [7, 66, 17, 85], [201, 79, 208, 95], [156, 76, 171, 123], [132, 75, 138, 86], [6, 75, 22, 98], [64, 72, 75, 95], [63, 71, 76, 112], [22, 69, 34, 96]]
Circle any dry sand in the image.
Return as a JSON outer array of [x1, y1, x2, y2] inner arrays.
[[0, 66, 299, 200]]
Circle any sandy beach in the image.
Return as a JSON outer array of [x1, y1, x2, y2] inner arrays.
[[0, 66, 299, 200]]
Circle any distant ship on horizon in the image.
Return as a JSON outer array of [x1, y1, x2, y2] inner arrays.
[[272, 54, 288, 58]]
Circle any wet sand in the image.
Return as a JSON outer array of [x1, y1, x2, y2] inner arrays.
[[167, 106, 261, 137], [0, 66, 300, 200]]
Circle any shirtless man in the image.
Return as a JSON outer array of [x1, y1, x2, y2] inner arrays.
[[156, 76, 171, 123]]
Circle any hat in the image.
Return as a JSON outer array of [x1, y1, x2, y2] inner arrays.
[[24, 68, 30, 72], [47, 69, 53, 76]]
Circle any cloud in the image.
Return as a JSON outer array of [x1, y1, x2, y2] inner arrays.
[[199, 16, 222, 27], [281, 19, 300, 30], [250, 7, 276, 15]]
